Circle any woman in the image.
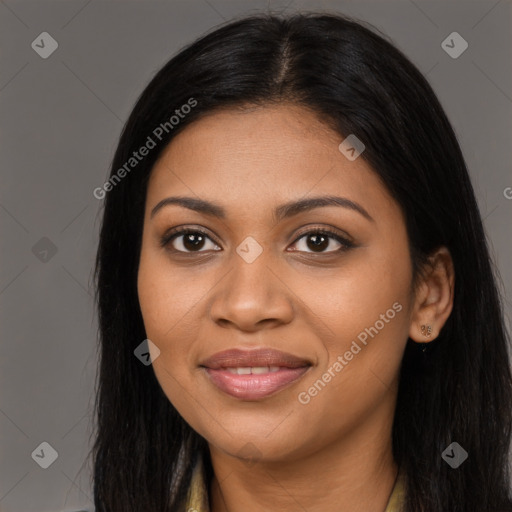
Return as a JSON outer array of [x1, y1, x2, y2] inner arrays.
[[92, 12, 512, 512]]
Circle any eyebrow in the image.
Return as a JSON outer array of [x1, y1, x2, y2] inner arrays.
[[150, 195, 374, 223]]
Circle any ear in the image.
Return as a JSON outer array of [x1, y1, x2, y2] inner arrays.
[[409, 246, 455, 342]]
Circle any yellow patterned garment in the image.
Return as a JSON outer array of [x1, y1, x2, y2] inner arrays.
[[183, 454, 405, 512]]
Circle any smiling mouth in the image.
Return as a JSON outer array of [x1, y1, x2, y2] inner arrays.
[[200, 348, 312, 400], [203, 366, 311, 400]]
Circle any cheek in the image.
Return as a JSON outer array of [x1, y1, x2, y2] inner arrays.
[[137, 234, 200, 334], [298, 245, 413, 385], [292, 257, 412, 444], [137, 245, 218, 392], [137, 253, 207, 426], [137, 246, 191, 362]]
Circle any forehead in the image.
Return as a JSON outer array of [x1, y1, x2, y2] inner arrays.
[[146, 104, 398, 222]]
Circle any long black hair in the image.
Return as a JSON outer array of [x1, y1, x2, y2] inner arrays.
[[92, 11, 512, 512]]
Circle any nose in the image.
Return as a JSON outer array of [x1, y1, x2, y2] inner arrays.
[[209, 251, 294, 332]]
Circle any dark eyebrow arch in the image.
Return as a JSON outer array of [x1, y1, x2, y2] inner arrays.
[[273, 196, 374, 223], [151, 197, 225, 220], [150, 195, 374, 223]]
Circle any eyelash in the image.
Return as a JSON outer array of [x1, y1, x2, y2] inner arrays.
[[160, 226, 355, 255]]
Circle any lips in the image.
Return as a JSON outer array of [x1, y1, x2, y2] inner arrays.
[[200, 348, 312, 400], [201, 348, 311, 369]]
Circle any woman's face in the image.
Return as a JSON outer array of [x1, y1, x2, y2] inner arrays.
[[137, 104, 416, 462]]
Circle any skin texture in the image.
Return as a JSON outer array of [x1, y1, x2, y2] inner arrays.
[[137, 104, 454, 512]]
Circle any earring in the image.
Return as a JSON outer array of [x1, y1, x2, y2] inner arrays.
[[419, 324, 433, 353], [421, 324, 432, 338]]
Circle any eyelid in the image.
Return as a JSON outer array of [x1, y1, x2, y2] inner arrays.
[[291, 224, 355, 246]]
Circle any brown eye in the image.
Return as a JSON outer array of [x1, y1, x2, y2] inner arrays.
[[161, 229, 221, 253], [290, 229, 354, 254]]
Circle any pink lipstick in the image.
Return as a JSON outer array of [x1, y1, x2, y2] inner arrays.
[[200, 348, 311, 400]]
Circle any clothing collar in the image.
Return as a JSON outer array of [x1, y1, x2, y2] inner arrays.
[[183, 453, 405, 511]]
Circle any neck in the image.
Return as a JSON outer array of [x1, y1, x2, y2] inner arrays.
[[208, 410, 398, 512]]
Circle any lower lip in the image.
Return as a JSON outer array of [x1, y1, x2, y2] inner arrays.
[[204, 367, 310, 400]]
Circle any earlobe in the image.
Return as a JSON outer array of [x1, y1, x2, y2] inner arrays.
[[410, 322, 436, 343], [420, 324, 433, 337], [408, 246, 455, 343]]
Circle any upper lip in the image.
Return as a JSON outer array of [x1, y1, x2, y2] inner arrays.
[[200, 348, 312, 369]]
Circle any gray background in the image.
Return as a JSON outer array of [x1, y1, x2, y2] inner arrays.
[[1, 1, 511, 511]]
